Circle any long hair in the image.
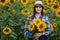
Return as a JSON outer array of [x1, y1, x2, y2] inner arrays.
[[28, 4, 44, 21]]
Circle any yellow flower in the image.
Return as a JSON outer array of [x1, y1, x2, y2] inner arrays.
[[9, 0, 16, 4], [59, 2, 60, 9], [43, 9, 46, 13], [8, 8, 11, 11], [53, 23, 57, 28], [21, 9, 30, 16], [29, 5, 34, 9], [28, 21, 35, 32], [20, 0, 29, 5], [2, 27, 11, 35], [56, 10, 60, 18], [34, 18, 42, 26], [44, 6, 51, 10], [53, 1, 59, 4], [31, 0, 35, 4], [37, 22, 46, 32], [59, 2, 60, 7], [42, 0, 48, 4], [47, 0, 53, 5], [0, 0, 8, 6], [50, 24, 54, 31], [12, 10, 16, 14], [51, 3, 59, 11]]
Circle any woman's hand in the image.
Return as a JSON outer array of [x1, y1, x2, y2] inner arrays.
[[34, 33, 43, 39], [34, 32, 45, 40]]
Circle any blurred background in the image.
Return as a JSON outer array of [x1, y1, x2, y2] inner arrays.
[[0, 0, 60, 40]]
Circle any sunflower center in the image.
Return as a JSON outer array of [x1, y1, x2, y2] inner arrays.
[[36, 21, 40, 24], [58, 12, 60, 15], [48, 0, 51, 3], [53, 5, 58, 9], [10, 0, 14, 3], [30, 25, 33, 28], [1, 0, 5, 3], [23, 0, 26, 3], [5, 28, 9, 32], [44, 0, 46, 2], [25, 10, 28, 12], [32, 1, 35, 4], [39, 24, 43, 29]]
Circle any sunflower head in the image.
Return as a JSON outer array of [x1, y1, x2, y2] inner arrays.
[[42, 0, 48, 4], [29, 5, 34, 9], [37, 22, 46, 32], [20, 0, 29, 5], [31, 0, 35, 4], [47, 0, 53, 5], [43, 9, 46, 13], [56, 10, 60, 18], [53, 23, 57, 28], [21, 9, 30, 16], [0, 0, 8, 6], [2, 27, 11, 35], [34, 18, 42, 26], [9, 0, 16, 4], [12, 10, 16, 14], [51, 4, 59, 11], [28, 21, 35, 32], [53, 1, 59, 4]]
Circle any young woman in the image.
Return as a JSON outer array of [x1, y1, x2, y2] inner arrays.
[[24, 1, 51, 40]]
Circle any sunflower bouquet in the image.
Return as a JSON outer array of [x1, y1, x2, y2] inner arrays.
[[28, 18, 47, 35]]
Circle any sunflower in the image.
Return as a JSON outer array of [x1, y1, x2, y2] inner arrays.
[[21, 9, 30, 16], [59, 2, 60, 9], [0, 0, 8, 6], [51, 3, 59, 11], [42, 0, 48, 4], [43, 9, 46, 13], [47, 0, 53, 5], [37, 22, 46, 32], [2, 27, 11, 35], [47, 6, 51, 10], [28, 21, 35, 32], [56, 10, 60, 18], [31, 0, 35, 4], [50, 24, 54, 31], [20, 0, 29, 5], [29, 4, 34, 9], [12, 10, 16, 14], [33, 18, 42, 26], [53, 23, 57, 28], [53, 1, 59, 4], [9, 0, 16, 4], [7, 8, 11, 11], [59, 2, 60, 7], [44, 6, 51, 10]]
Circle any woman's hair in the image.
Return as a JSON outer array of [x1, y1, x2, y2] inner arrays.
[[28, 4, 44, 21]]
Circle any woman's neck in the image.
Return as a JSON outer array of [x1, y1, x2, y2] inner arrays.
[[35, 13, 41, 18]]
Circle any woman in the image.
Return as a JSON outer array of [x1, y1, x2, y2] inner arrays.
[[24, 1, 51, 40]]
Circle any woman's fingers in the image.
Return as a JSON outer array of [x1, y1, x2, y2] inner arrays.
[[34, 33, 43, 39]]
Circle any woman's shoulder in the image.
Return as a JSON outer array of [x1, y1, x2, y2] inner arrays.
[[42, 15, 49, 20]]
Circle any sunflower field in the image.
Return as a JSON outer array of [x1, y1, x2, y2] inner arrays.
[[0, 0, 60, 40]]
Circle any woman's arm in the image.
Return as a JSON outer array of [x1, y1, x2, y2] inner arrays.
[[24, 20, 32, 38], [43, 16, 51, 35]]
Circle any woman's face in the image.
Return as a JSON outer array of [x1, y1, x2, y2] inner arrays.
[[35, 6, 42, 13]]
